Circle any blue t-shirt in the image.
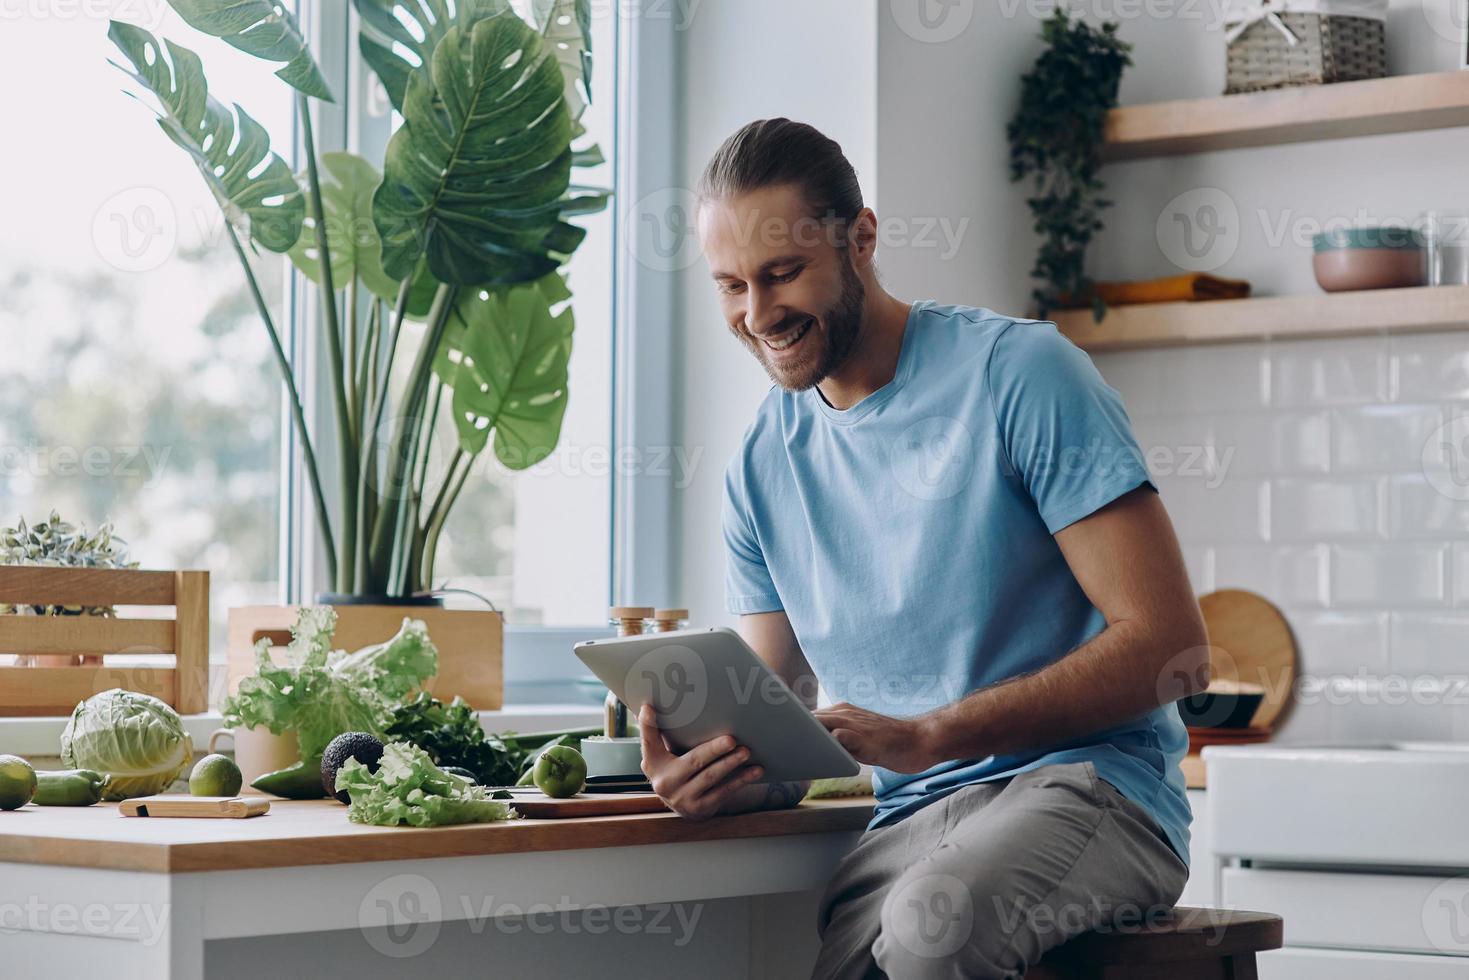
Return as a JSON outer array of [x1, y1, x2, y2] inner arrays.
[[722, 301, 1191, 863]]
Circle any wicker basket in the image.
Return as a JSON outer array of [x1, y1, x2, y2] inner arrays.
[[1224, 1, 1387, 94]]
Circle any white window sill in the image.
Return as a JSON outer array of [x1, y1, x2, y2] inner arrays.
[[0, 704, 604, 757]]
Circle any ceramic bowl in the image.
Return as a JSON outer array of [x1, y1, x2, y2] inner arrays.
[[1312, 227, 1425, 292]]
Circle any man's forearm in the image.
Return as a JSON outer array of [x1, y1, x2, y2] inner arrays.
[[920, 617, 1207, 765], [718, 778, 810, 815]]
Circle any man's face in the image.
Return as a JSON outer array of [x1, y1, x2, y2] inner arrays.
[[698, 184, 865, 391]]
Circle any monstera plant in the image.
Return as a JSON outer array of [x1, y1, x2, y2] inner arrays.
[[106, 0, 607, 599]]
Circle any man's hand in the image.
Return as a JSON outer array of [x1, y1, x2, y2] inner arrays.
[[638, 703, 766, 821], [813, 702, 939, 774]]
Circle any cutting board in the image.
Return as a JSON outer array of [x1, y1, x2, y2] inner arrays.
[[501, 791, 667, 818], [119, 795, 272, 818], [1198, 588, 1298, 731]]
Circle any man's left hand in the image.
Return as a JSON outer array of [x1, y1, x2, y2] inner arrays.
[[813, 702, 940, 774]]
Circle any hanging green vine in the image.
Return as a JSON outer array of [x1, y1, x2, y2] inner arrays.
[[1007, 10, 1132, 321]]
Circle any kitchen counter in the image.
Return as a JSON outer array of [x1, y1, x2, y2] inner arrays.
[[0, 795, 874, 873], [1, 797, 874, 980]]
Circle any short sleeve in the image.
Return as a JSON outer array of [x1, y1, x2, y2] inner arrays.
[[722, 458, 783, 615], [988, 321, 1154, 534]]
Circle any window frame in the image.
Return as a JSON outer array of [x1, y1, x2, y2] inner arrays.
[[285, 3, 677, 699]]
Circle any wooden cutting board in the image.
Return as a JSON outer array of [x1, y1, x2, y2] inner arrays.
[[1198, 589, 1298, 731], [119, 795, 272, 818], [501, 792, 667, 819]]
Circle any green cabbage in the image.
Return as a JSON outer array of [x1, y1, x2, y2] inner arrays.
[[59, 689, 192, 800], [336, 741, 517, 827]]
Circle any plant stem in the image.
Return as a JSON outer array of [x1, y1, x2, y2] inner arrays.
[[413, 377, 444, 510], [355, 279, 414, 593], [298, 93, 357, 593], [420, 451, 472, 590], [345, 275, 359, 446], [366, 283, 458, 593], [354, 299, 379, 442], [223, 220, 338, 586]]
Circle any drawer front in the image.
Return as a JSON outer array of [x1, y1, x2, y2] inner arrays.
[[1261, 947, 1469, 980], [1223, 867, 1469, 956]]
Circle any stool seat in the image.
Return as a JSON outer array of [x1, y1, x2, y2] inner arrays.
[[1028, 907, 1283, 979]]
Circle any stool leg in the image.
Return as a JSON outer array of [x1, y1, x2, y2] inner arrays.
[[1224, 953, 1259, 980]]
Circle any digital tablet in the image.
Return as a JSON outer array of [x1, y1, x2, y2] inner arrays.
[[574, 626, 860, 783]]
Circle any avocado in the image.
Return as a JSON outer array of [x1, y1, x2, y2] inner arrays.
[[321, 732, 385, 804]]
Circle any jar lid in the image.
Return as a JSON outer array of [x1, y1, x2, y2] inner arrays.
[[652, 608, 689, 620], [609, 606, 655, 619]]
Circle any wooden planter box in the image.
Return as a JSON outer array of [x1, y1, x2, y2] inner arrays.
[[227, 604, 503, 710], [0, 567, 210, 717]]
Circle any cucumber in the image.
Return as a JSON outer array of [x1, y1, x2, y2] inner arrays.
[[251, 758, 327, 800], [32, 769, 106, 806]]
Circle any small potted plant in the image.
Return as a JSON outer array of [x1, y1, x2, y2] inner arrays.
[[1007, 9, 1133, 320], [0, 512, 139, 668]]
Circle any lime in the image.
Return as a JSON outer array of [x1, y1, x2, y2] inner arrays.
[[189, 754, 243, 797], [533, 745, 587, 799], [0, 755, 37, 811]]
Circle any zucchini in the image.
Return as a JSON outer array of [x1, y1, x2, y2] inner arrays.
[[33, 769, 106, 806], [251, 757, 327, 800]]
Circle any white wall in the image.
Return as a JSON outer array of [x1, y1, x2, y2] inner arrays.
[[671, 0, 879, 625]]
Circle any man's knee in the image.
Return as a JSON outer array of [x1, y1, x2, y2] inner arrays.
[[871, 857, 1022, 980]]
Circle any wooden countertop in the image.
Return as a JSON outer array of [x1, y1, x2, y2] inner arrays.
[[0, 796, 875, 874]]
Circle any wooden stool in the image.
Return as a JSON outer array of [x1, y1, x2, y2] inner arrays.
[[1027, 907, 1283, 979]]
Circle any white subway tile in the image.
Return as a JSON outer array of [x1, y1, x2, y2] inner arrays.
[[1331, 405, 1445, 473], [1389, 474, 1469, 539], [1271, 692, 1333, 744], [1092, 349, 1165, 419], [1289, 610, 1390, 674], [1154, 475, 1268, 544], [1272, 478, 1384, 541], [1211, 411, 1329, 478], [1271, 336, 1389, 408], [1393, 333, 1469, 401], [1181, 545, 1214, 595], [1159, 345, 1270, 413], [1455, 543, 1469, 607], [1133, 415, 1212, 483], [1213, 545, 1329, 606], [1329, 690, 1456, 742], [1331, 544, 1448, 607], [1390, 612, 1469, 676]]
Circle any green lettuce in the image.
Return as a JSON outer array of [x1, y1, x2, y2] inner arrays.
[[336, 741, 518, 827], [221, 608, 437, 761]]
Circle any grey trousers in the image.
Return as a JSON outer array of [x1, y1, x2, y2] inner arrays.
[[811, 762, 1189, 980]]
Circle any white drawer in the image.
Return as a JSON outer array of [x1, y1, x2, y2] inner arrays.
[[1223, 867, 1469, 956], [1260, 947, 1469, 980]]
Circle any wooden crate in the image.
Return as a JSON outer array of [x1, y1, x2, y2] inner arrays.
[[227, 604, 503, 710], [0, 567, 210, 716]]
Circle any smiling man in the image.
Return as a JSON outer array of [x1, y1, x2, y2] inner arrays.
[[636, 118, 1209, 979]]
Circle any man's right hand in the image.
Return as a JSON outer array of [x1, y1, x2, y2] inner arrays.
[[638, 703, 766, 820]]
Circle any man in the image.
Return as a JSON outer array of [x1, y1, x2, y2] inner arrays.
[[637, 118, 1208, 979]]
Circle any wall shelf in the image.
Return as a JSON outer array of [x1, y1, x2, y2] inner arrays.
[[1053, 284, 1469, 352], [1104, 71, 1469, 160]]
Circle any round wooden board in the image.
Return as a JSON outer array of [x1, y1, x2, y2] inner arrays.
[[1198, 589, 1297, 731]]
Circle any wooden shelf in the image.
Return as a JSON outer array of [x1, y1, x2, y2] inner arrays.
[[1054, 284, 1469, 352], [1104, 71, 1469, 160]]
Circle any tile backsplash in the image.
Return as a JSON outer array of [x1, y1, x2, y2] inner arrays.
[[1093, 331, 1469, 744]]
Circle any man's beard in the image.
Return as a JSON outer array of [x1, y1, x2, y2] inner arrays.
[[740, 257, 866, 392]]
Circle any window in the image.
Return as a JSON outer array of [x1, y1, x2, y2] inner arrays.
[[0, 4, 294, 655]]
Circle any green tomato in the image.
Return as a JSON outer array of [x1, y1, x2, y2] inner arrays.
[[533, 745, 587, 799]]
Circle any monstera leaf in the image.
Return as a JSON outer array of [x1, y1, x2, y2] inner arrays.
[[432, 274, 573, 468], [108, 21, 303, 252], [164, 0, 333, 101], [353, 0, 511, 114], [530, 0, 592, 122], [288, 152, 400, 299], [372, 11, 577, 286]]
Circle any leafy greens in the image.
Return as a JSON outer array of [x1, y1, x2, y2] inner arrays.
[[336, 741, 518, 827]]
